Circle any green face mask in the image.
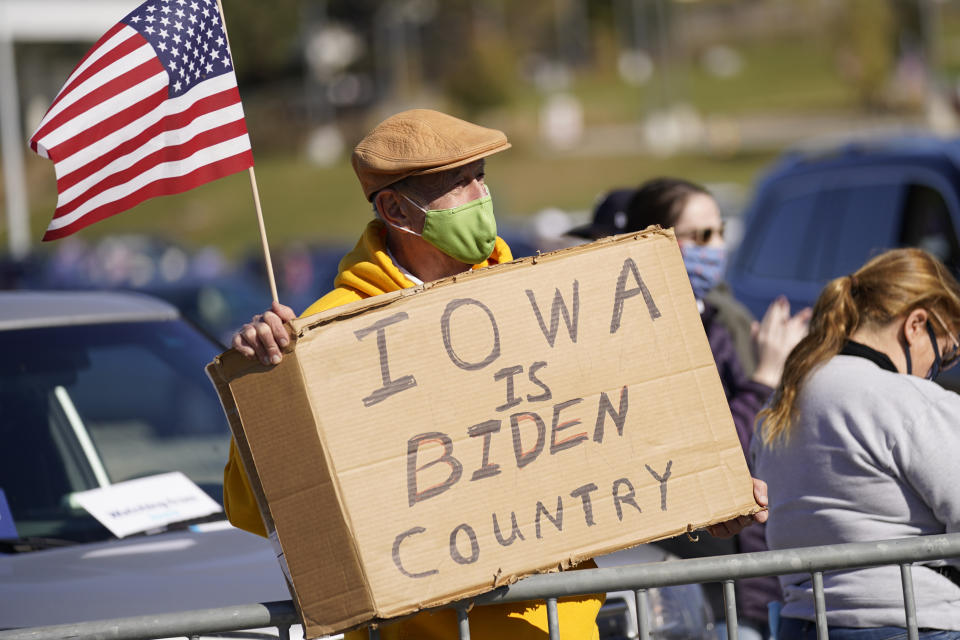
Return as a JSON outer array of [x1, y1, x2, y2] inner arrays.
[[399, 191, 498, 264]]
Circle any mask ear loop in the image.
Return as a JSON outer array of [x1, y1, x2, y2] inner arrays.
[[399, 191, 428, 213], [386, 220, 423, 238], [382, 191, 426, 237], [925, 320, 943, 380], [901, 329, 913, 376]]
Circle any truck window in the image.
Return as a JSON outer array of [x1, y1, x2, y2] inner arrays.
[[747, 178, 901, 283], [818, 183, 902, 279], [748, 188, 821, 281], [899, 184, 960, 275]]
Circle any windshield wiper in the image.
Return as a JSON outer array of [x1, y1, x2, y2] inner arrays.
[[134, 512, 227, 537], [0, 514, 229, 552], [0, 536, 78, 553]]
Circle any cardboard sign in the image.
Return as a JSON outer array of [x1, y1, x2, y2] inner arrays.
[[208, 229, 757, 638], [72, 472, 222, 538]]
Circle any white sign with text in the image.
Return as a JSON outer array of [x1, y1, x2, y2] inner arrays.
[[73, 472, 222, 538]]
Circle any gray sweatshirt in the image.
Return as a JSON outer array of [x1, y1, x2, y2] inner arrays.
[[751, 354, 960, 630]]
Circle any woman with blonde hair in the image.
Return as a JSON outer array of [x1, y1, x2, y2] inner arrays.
[[753, 248, 960, 640]]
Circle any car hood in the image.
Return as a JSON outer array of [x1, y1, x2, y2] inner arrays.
[[0, 521, 291, 629]]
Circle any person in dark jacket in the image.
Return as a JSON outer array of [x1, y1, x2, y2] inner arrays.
[[570, 178, 811, 639]]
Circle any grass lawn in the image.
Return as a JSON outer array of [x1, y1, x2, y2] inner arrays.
[[510, 34, 855, 128]]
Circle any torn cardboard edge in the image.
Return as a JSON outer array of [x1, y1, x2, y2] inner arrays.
[[209, 353, 381, 630], [205, 364, 273, 531], [205, 362, 313, 622]]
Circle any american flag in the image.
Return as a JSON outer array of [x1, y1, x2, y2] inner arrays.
[[29, 0, 254, 241]]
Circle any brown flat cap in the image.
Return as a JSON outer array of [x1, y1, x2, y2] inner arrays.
[[352, 109, 511, 201]]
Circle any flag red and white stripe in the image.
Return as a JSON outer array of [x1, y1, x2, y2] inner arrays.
[[30, 0, 253, 241]]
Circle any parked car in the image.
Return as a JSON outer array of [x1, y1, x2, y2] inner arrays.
[[0, 291, 298, 635], [727, 135, 960, 389]]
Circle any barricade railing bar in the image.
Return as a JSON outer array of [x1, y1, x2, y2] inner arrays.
[[2, 533, 958, 640]]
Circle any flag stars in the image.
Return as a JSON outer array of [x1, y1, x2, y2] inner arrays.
[[121, 0, 230, 89]]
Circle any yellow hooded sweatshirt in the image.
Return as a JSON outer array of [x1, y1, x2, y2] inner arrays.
[[223, 219, 603, 640]]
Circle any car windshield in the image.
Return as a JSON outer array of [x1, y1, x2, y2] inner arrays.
[[0, 319, 229, 546]]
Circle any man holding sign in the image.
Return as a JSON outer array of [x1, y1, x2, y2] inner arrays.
[[226, 108, 767, 639]]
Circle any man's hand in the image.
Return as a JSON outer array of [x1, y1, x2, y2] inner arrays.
[[706, 478, 769, 538], [231, 301, 297, 365]]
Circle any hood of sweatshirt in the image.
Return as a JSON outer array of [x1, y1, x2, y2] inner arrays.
[[301, 219, 513, 316]]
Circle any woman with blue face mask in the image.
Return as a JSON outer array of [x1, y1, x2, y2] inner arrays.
[[569, 177, 811, 640], [618, 177, 811, 440]]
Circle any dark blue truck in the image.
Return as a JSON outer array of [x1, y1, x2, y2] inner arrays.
[[727, 134, 960, 389]]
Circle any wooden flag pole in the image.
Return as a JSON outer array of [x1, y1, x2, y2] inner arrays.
[[215, 0, 279, 304], [247, 167, 279, 303]]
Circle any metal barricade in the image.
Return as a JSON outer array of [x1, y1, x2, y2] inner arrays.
[[2, 533, 958, 640]]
